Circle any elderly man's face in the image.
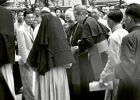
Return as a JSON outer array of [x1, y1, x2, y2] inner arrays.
[[73, 11, 83, 23], [65, 14, 71, 22], [35, 8, 40, 16]]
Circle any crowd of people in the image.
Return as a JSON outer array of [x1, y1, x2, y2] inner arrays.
[[1, 0, 140, 100]]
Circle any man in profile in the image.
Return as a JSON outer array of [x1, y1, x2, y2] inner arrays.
[[73, 5, 109, 100], [99, 9, 128, 100], [115, 3, 140, 100]]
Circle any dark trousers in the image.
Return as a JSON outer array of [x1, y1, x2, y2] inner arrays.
[[13, 62, 22, 94]]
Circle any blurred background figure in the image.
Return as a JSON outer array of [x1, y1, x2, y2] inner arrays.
[[32, 19, 39, 30], [64, 8, 75, 33], [14, 11, 24, 33], [55, 7, 65, 25], [33, 7, 51, 40], [33, 7, 42, 25]]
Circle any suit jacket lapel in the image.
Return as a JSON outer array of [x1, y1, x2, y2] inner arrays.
[[25, 27, 34, 43]]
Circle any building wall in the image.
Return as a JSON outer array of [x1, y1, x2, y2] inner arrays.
[[97, 0, 119, 2], [49, 0, 82, 7]]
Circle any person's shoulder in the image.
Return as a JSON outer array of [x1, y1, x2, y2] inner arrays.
[[86, 16, 96, 22], [109, 29, 127, 43], [131, 28, 140, 36], [0, 6, 8, 11], [84, 16, 98, 27], [16, 25, 26, 34], [119, 28, 128, 33], [115, 28, 129, 36], [0, 6, 12, 16], [122, 32, 136, 44]]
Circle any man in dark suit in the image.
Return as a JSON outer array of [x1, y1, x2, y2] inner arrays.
[[115, 3, 140, 100]]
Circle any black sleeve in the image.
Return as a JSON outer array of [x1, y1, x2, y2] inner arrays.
[[78, 22, 94, 53], [78, 37, 93, 53]]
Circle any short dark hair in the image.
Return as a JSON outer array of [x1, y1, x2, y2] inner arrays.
[[54, 7, 62, 13], [107, 9, 123, 23], [125, 3, 140, 23], [17, 10, 24, 15], [23, 9, 33, 17]]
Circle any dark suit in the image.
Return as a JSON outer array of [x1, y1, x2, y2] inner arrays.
[[115, 26, 140, 100]]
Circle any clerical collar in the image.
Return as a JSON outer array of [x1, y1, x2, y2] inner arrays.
[[112, 24, 122, 33]]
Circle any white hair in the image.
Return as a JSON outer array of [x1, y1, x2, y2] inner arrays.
[[65, 9, 75, 21], [41, 7, 50, 13]]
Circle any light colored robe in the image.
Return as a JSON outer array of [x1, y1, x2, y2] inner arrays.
[[35, 67, 70, 100], [0, 64, 16, 100]]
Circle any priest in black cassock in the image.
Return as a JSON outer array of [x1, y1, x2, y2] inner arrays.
[[73, 5, 109, 100], [0, 0, 16, 100]]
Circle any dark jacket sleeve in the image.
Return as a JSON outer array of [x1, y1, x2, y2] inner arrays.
[[115, 35, 136, 82]]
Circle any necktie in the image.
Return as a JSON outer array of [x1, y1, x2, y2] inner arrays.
[[30, 27, 34, 42]]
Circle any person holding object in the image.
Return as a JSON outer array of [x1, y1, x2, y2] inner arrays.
[[73, 5, 109, 100], [99, 9, 128, 100], [115, 3, 140, 100]]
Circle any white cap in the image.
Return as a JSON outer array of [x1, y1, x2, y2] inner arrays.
[[87, 7, 93, 13], [41, 7, 50, 13]]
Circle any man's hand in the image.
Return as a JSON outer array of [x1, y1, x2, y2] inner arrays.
[[99, 79, 106, 87], [99, 79, 113, 90], [71, 46, 79, 54], [65, 63, 72, 69]]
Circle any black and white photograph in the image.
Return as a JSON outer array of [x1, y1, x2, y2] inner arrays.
[[0, 0, 140, 100]]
